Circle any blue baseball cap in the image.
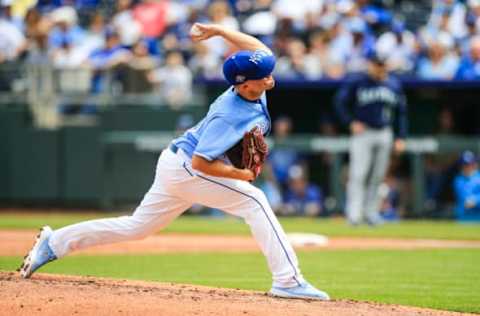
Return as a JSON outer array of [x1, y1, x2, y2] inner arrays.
[[459, 150, 478, 166], [223, 50, 276, 85]]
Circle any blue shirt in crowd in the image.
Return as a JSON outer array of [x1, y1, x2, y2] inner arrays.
[[173, 87, 271, 161], [455, 57, 480, 80], [453, 170, 480, 220], [268, 149, 301, 185], [334, 73, 408, 138], [284, 184, 323, 216]]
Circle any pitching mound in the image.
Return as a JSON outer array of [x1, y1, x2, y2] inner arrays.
[[0, 272, 473, 316]]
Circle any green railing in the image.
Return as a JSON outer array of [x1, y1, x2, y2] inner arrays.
[[101, 131, 480, 214]]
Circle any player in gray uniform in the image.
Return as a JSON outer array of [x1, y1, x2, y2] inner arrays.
[[334, 52, 408, 225], [19, 23, 329, 301]]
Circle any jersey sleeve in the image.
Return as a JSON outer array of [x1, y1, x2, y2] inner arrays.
[[193, 117, 240, 161], [333, 76, 357, 127]]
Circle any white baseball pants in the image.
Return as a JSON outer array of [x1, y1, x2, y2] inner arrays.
[[49, 148, 305, 288], [346, 127, 393, 223]]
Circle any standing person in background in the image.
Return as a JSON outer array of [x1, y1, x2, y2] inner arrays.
[[334, 50, 408, 226], [453, 151, 480, 221]]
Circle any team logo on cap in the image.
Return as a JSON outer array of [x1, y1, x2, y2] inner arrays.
[[249, 50, 269, 65], [235, 75, 246, 83]]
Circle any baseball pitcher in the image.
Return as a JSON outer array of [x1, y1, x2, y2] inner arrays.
[[334, 51, 408, 225], [19, 23, 329, 300]]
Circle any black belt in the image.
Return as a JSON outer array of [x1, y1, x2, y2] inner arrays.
[[169, 143, 179, 154]]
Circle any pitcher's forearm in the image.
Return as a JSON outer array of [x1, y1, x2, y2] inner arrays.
[[216, 27, 271, 53], [191, 23, 271, 53], [191, 155, 253, 181]]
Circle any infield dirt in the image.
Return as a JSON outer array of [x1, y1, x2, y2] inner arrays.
[[0, 272, 476, 316], [2, 230, 480, 256]]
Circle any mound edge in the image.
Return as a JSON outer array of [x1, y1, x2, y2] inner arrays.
[[0, 272, 475, 316]]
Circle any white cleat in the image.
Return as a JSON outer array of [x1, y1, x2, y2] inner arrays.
[[270, 282, 330, 301], [18, 226, 57, 279]]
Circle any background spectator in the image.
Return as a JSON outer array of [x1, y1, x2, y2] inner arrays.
[[4, 0, 480, 85], [378, 175, 401, 221], [188, 41, 223, 79], [48, 6, 85, 49], [87, 29, 131, 93], [203, 0, 239, 58], [241, 0, 276, 42], [267, 116, 304, 191], [148, 50, 193, 108], [280, 165, 324, 217], [122, 39, 157, 93], [111, 0, 142, 47], [455, 36, 480, 79], [417, 32, 459, 79], [274, 38, 309, 79], [423, 107, 459, 214], [453, 151, 480, 221], [0, 7, 26, 63], [376, 21, 418, 75], [133, 0, 168, 39]]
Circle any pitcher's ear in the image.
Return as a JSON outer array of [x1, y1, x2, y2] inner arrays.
[[238, 82, 249, 91]]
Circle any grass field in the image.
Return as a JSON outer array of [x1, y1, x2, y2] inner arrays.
[[1, 250, 479, 313], [1, 213, 480, 240], [1, 213, 479, 313]]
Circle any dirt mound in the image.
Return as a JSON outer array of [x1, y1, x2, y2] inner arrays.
[[0, 272, 474, 316]]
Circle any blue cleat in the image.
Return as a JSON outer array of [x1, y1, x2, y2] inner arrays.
[[269, 282, 330, 300], [19, 226, 57, 279]]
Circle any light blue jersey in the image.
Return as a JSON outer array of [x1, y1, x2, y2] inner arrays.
[[173, 87, 271, 161]]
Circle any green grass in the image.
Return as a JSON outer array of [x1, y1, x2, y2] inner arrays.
[[1, 213, 479, 240], [1, 249, 479, 313]]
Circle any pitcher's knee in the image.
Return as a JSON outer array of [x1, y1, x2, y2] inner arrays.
[[244, 188, 274, 219], [248, 187, 269, 204]]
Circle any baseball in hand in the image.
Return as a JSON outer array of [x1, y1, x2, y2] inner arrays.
[[190, 24, 204, 37]]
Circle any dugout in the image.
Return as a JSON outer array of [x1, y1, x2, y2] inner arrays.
[[1, 80, 479, 217]]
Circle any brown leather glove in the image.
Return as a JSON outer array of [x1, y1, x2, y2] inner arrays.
[[242, 126, 268, 178]]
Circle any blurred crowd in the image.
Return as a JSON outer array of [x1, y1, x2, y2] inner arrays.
[[1, 0, 479, 220], [3, 0, 480, 103]]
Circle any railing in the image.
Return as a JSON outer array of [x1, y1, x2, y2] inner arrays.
[[100, 132, 480, 214], [0, 63, 205, 128]]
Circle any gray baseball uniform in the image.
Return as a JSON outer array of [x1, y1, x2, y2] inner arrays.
[[334, 72, 407, 224]]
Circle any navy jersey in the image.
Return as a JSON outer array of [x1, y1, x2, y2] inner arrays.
[[334, 73, 408, 138]]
